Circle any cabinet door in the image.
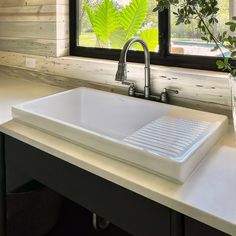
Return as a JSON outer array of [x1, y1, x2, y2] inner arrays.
[[184, 217, 230, 236], [4, 135, 172, 236]]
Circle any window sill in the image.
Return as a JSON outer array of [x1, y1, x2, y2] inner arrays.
[[61, 56, 228, 80]]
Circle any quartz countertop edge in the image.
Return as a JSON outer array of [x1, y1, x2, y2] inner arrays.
[[1, 120, 236, 236]]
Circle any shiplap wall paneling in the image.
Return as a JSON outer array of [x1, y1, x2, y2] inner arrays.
[[0, 0, 69, 57]]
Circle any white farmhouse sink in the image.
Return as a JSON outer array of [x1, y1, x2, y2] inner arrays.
[[12, 87, 228, 183]]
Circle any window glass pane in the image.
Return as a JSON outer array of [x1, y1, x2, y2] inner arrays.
[[170, 0, 234, 57], [77, 0, 159, 52]]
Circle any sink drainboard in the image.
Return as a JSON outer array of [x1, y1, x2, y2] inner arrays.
[[123, 116, 212, 160]]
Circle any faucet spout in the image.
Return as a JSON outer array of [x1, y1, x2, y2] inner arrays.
[[115, 37, 151, 99]]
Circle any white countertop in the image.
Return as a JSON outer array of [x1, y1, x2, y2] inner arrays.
[[0, 76, 65, 124], [0, 75, 236, 235]]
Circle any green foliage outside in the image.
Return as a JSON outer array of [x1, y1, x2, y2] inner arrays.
[[82, 0, 159, 51], [170, 0, 229, 40], [154, 0, 236, 76]]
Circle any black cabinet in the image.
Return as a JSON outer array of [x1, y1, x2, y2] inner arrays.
[[184, 217, 230, 236], [0, 134, 231, 236], [3, 135, 178, 236]]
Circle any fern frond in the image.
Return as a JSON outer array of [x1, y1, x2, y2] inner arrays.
[[120, 0, 148, 40], [93, 0, 120, 46]]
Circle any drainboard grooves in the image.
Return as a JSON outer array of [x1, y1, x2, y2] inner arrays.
[[123, 116, 211, 159], [133, 131, 188, 149], [139, 128, 192, 146]]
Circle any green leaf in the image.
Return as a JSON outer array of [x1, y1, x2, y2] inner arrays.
[[216, 60, 225, 69], [231, 69, 236, 77], [83, 3, 95, 28], [201, 36, 208, 42], [110, 28, 126, 49], [230, 24, 236, 32], [130, 29, 158, 52], [231, 51, 236, 57], [152, 6, 158, 12], [93, 0, 120, 45], [120, 0, 148, 40], [139, 28, 159, 52], [224, 57, 229, 63]]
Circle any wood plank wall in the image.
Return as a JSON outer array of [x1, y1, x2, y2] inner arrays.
[[0, 0, 69, 57]]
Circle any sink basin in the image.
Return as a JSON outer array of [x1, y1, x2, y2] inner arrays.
[[12, 87, 228, 183]]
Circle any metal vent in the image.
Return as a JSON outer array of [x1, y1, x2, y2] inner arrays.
[[123, 116, 211, 159]]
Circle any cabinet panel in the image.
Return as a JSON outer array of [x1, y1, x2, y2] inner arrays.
[[5, 135, 172, 236], [185, 216, 230, 236]]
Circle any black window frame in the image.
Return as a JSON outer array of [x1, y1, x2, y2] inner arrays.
[[69, 0, 228, 72]]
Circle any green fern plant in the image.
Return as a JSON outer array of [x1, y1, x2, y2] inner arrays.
[[119, 0, 148, 41], [84, 0, 120, 46], [83, 0, 158, 51], [93, 0, 120, 46], [139, 28, 159, 51]]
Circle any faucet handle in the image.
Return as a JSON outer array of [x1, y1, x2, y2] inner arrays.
[[160, 88, 179, 103], [165, 88, 179, 95], [121, 80, 131, 86], [122, 80, 136, 86], [128, 83, 136, 96]]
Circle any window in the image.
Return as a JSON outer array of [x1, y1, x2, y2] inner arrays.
[[170, 0, 231, 57], [70, 0, 236, 71], [78, 0, 159, 52]]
